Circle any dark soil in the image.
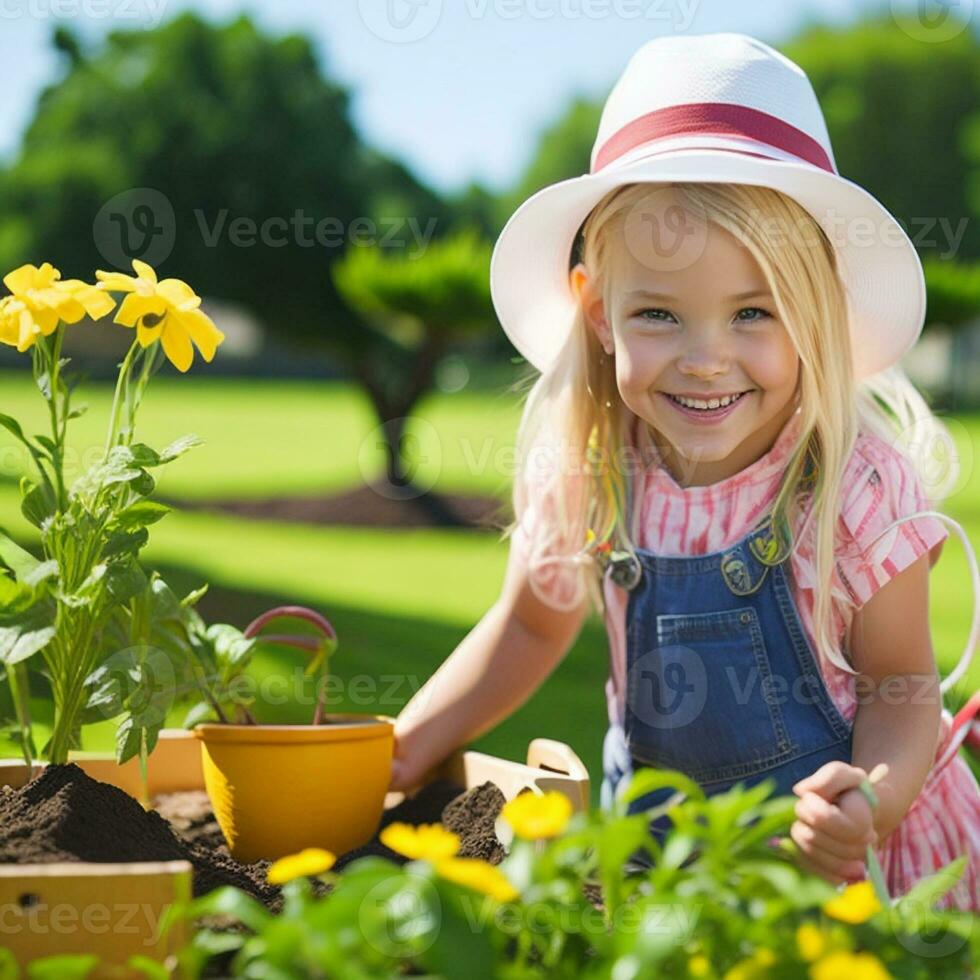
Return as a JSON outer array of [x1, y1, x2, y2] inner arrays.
[[157, 482, 511, 532], [0, 763, 517, 915]]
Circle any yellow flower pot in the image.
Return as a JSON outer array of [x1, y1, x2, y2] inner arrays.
[[194, 714, 395, 863]]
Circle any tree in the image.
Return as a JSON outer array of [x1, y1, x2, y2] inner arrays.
[[331, 227, 495, 517], [0, 13, 455, 358]]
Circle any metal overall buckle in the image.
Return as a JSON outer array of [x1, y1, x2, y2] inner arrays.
[[721, 514, 785, 596]]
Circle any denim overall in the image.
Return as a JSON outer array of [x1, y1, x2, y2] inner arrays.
[[600, 502, 854, 850]]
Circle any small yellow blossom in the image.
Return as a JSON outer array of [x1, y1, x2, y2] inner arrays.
[[434, 856, 519, 902], [822, 881, 882, 924], [795, 922, 828, 962], [266, 847, 336, 885], [96, 259, 224, 372], [0, 262, 115, 351], [809, 950, 892, 980], [501, 790, 573, 840], [722, 948, 776, 980], [379, 822, 460, 862], [688, 952, 711, 976]]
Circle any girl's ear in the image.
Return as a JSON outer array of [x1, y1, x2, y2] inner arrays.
[[571, 263, 614, 355]]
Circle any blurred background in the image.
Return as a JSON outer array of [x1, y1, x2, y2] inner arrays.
[[2, 1, 980, 798]]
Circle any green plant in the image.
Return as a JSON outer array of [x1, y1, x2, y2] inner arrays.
[[0, 258, 231, 768], [160, 769, 977, 978], [180, 604, 338, 726]]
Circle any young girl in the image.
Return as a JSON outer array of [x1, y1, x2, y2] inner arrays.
[[390, 32, 980, 909]]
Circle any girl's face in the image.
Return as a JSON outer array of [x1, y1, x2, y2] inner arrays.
[[575, 194, 801, 488]]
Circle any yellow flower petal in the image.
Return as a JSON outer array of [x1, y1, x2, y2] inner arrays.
[[172, 306, 224, 362], [822, 881, 881, 924], [157, 277, 201, 311], [115, 292, 165, 328], [160, 318, 194, 372], [58, 280, 116, 320], [379, 822, 460, 862], [136, 313, 165, 346], [795, 922, 827, 962], [501, 790, 573, 840], [131, 258, 158, 283], [96, 270, 139, 293], [688, 953, 711, 977], [4, 263, 49, 295], [266, 847, 336, 885], [434, 857, 519, 902], [809, 950, 892, 980]]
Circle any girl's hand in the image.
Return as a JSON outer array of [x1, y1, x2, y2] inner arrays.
[[789, 762, 878, 886], [387, 732, 431, 794]]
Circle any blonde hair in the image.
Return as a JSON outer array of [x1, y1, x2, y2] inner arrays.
[[501, 181, 955, 676]]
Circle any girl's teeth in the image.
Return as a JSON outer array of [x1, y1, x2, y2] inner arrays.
[[669, 392, 745, 410]]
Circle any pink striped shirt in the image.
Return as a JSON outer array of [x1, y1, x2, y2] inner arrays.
[[513, 408, 979, 909]]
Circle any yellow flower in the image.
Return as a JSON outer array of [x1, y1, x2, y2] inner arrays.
[[266, 847, 336, 885], [722, 948, 776, 980], [0, 262, 115, 351], [501, 790, 573, 840], [379, 822, 460, 862], [95, 259, 224, 372], [795, 922, 828, 962], [434, 856, 519, 902], [822, 881, 882, 924], [809, 950, 892, 980], [688, 953, 711, 976]]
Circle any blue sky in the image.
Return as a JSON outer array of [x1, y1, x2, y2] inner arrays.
[[0, 0, 937, 196]]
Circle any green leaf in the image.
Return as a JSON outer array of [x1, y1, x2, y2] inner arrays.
[[25, 954, 100, 979], [0, 623, 55, 665], [102, 527, 150, 561], [22, 559, 58, 589], [0, 528, 41, 579], [0, 412, 30, 445], [115, 714, 143, 764], [115, 500, 171, 530], [67, 403, 88, 420], [182, 886, 273, 933], [104, 561, 148, 604], [127, 443, 162, 467], [20, 479, 56, 529], [160, 434, 204, 462], [896, 854, 967, 911]]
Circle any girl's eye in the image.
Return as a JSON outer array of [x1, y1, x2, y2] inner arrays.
[[634, 307, 773, 324], [636, 308, 675, 323], [735, 307, 773, 323]]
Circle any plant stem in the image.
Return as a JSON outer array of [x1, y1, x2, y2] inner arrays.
[[103, 340, 140, 457], [44, 327, 67, 510]]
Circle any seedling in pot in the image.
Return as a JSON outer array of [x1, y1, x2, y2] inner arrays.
[[183, 604, 338, 726]]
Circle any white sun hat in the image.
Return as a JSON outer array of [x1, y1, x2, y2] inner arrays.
[[489, 32, 926, 382]]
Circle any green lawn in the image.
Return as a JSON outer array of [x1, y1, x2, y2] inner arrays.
[[1, 374, 979, 803], [0, 369, 523, 500]]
